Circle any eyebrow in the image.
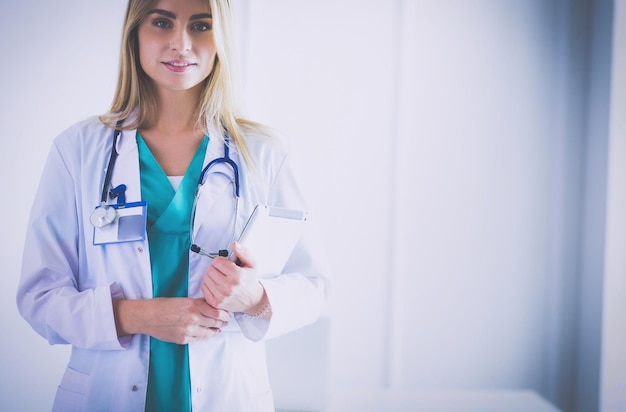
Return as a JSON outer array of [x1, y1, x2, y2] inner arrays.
[[148, 9, 212, 20]]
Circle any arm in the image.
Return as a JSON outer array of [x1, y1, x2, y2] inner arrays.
[[259, 152, 331, 339], [18, 138, 230, 348], [16, 138, 127, 350], [201, 151, 331, 341], [113, 298, 230, 344]]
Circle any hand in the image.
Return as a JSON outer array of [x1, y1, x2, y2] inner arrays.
[[201, 241, 265, 313], [113, 297, 230, 345]]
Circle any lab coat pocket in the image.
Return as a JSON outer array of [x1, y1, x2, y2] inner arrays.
[[52, 367, 89, 412]]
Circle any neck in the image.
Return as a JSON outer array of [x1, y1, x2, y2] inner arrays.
[[136, 87, 207, 177], [146, 88, 203, 137]]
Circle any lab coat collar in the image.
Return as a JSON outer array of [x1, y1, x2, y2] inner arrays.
[[206, 119, 241, 156], [111, 112, 139, 157], [112, 114, 241, 160]]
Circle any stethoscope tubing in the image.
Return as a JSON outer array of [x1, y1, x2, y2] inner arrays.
[[94, 124, 241, 257], [197, 136, 240, 197], [100, 120, 124, 204], [191, 134, 241, 258]]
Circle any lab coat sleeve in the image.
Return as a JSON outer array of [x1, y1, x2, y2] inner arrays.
[[16, 139, 129, 350], [237, 151, 331, 341]]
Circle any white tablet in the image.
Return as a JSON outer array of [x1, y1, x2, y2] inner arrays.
[[235, 204, 308, 276]]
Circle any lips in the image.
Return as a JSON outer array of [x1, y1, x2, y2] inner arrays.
[[163, 60, 196, 72]]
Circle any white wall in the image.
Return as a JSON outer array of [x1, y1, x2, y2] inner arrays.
[[393, 0, 560, 391], [0, 1, 615, 411], [236, 2, 596, 410], [0, 1, 126, 411]]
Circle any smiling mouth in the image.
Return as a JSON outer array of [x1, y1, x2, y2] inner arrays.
[[163, 60, 196, 72], [166, 61, 194, 67]]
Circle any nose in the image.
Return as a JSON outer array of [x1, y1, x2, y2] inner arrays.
[[170, 27, 191, 52]]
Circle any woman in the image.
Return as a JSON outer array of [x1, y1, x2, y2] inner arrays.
[[16, 0, 329, 411]]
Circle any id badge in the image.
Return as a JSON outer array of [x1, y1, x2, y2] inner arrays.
[[93, 201, 147, 245]]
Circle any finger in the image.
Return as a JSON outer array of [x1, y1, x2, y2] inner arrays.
[[203, 265, 236, 294], [204, 263, 228, 281], [204, 273, 234, 298], [197, 298, 231, 322], [203, 271, 225, 291], [188, 326, 222, 342], [231, 241, 256, 268], [206, 257, 238, 283], [190, 303, 229, 328], [197, 316, 228, 329], [201, 281, 235, 310], [201, 283, 222, 307], [208, 307, 231, 322]]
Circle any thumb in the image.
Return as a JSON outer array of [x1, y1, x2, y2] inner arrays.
[[232, 241, 256, 268]]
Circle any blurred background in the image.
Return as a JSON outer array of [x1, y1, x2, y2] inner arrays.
[[1, 1, 624, 411]]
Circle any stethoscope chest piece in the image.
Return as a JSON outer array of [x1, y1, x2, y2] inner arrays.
[[90, 205, 117, 228]]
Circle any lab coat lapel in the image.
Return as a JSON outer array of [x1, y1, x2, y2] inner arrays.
[[109, 129, 141, 204]]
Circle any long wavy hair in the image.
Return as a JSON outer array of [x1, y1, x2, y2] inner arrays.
[[100, 0, 267, 166]]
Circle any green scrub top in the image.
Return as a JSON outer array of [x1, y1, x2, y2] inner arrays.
[[137, 132, 208, 412]]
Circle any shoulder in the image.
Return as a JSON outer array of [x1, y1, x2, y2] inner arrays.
[[48, 117, 116, 173], [242, 129, 290, 167], [56, 116, 111, 140], [53, 117, 113, 152]]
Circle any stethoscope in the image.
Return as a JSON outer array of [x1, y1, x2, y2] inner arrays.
[[89, 122, 124, 228], [90, 123, 241, 257], [190, 135, 240, 258]]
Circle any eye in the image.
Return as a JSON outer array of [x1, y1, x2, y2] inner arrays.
[[191, 21, 212, 32], [153, 18, 172, 29]]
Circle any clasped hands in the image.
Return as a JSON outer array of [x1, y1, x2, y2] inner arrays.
[[200, 241, 265, 314], [114, 242, 267, 344]]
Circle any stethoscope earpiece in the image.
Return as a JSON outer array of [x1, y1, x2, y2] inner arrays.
[[90, 205, 117, 228]]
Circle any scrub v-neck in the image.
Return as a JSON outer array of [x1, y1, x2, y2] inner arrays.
[[136, 132, 208, 412]]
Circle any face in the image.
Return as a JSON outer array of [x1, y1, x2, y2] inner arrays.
[[137, 0, 216, 95]]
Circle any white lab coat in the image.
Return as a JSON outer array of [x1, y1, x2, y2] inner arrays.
[[17, 117, 330, 412]]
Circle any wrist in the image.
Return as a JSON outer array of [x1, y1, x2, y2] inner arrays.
[[113, 299, 147, 337], [241, 303, 272, 320], [242, 291, 272, 320]]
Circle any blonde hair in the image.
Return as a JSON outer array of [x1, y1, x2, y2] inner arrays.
[[100, 0, 269, 166]]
